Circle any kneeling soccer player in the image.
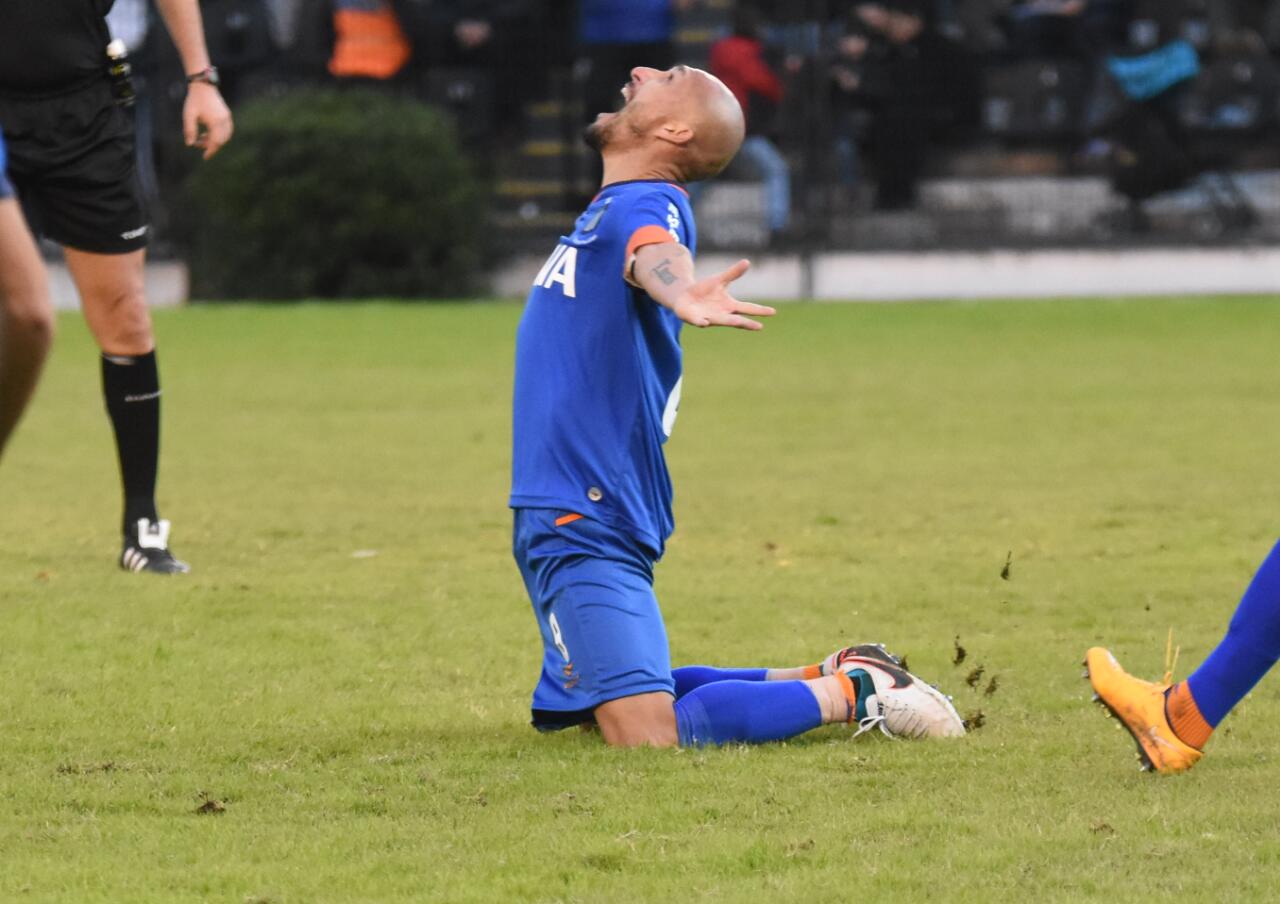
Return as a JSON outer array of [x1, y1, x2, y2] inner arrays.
[[1087, 539, 1280, 773], [509, 64, 965, 747]]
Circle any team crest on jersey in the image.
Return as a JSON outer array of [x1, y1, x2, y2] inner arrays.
[[580, 197, 611, 234], [533, 243, 578, 298]]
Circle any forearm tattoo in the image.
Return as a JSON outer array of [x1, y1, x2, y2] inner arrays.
[[650, 258, 678, 286]]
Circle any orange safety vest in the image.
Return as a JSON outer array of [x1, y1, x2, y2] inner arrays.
[[328, 2, 411, 80]]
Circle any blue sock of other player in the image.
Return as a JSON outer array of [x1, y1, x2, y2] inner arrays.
[[1167, 539, 1280, 748], [673, 670, 865, 746]]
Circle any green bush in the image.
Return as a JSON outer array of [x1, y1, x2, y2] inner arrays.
[[185, 89, 483, 299]]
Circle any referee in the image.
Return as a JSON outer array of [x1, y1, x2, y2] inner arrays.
[[0, 1, 232, 574]]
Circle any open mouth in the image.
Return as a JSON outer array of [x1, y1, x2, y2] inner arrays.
[[595, 82, 633, 120]]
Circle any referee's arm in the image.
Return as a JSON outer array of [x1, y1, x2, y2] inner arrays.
[[154, 0, 234, 159]]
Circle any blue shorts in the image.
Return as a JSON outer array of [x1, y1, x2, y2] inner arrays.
[[512, 508, 674, 730], [0, 130, 12, 200]]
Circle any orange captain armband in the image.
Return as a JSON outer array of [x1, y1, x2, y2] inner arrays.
[[624, 225, 681, 287]]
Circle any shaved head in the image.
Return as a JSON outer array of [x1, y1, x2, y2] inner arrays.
[[678, 69, 747, 180], [586, 65, 746, 185]]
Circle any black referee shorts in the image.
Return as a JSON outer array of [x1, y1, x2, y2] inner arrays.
[[0, 77, 148, 255]]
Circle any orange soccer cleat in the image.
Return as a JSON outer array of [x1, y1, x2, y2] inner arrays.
[[1084, 647, 1203, 774]]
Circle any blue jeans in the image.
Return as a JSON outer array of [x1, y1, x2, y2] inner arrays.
[[687, 136, 791, 233], [737, 135, 791, 232]]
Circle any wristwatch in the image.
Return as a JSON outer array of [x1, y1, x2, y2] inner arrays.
[[186, 67, 221, 87]]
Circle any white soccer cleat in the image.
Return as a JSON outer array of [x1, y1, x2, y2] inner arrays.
[[837, 648, 966, 740], [818, 642, 903, 677], [120, 517, 191, 575]]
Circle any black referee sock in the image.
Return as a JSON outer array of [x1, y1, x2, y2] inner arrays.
[[101, 350, 161, 534]]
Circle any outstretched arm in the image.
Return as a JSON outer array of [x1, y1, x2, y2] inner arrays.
[[631, 242, 776, 331], [154, 0, 234, 159]]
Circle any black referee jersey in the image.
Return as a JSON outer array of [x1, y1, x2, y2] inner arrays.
[[0, 0, 115, 96]]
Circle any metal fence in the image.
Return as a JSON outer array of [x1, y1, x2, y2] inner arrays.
[[118, 0, 1280, 260], [507, 0, 1280, 255]]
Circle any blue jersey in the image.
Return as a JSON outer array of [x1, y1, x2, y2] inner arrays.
[[510, 180, 695, 557]]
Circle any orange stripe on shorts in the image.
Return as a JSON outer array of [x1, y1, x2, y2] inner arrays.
[[554, 513, 583, 527]]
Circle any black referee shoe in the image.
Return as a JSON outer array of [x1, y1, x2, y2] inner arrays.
[[120, 517, 190, 575]]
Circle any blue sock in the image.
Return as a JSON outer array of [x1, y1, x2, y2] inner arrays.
[[1186, 540, 1280, 726], [674, 679, 823, 746], [673, 666, 768, 699]]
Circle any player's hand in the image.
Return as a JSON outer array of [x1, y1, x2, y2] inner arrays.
[[184, 82, 234, 161], [672, 259, 776, 331]]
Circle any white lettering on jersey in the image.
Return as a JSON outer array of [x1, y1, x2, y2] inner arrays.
[[544, 246, 578, 298], [666, 202, 681, 240], [533, 243, 569, 287], [662, 376, 683, 438], [532, 243, 578, 298]]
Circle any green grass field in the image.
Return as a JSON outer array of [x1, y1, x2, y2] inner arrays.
[[2, 297, 1279, 902]]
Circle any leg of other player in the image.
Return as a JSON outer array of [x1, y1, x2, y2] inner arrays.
[[1087, 539, 1280, 773], [0, 197, 54, 459], [1173, 539, 1280, 745]]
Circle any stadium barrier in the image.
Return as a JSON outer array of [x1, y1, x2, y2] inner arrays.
[[48, 261, 188, 311], [494, 247, 1280, 302]]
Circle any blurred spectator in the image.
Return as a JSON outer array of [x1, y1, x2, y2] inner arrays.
[[709, 8, 791, 233], [852, 0, 977, 209], [1079, 0, 1136, 53], [264, 0, 308, 49], [328, 0, 411, 82], [748, 0, 831, 68], [829, 23, 873, 189], [273, 0, 341, 79], [106, 0, 150, 52], [410, 0, 534, 135], [1267, 0, 1280, 52], [414, 0, 531, 67], [106, 0, 160, 217], [202, 0, 277, 102], [1001, 0, 1087, 57], [1091, 2, 1201, 206], [578, 0, 691, 124], [950, 0, 1016, 54]]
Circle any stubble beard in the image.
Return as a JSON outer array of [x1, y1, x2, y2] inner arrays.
[[583, 117, 611, 152]]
